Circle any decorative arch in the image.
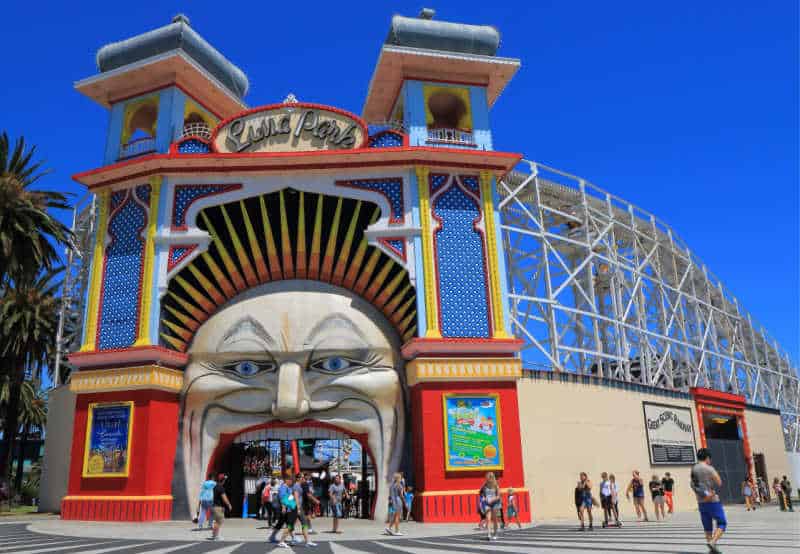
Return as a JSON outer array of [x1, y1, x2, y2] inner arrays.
[[160, 189, 418, 351]]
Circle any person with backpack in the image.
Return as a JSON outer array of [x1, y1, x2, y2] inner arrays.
[[274, 474, 317, 548], [196, 476, 216, 530]]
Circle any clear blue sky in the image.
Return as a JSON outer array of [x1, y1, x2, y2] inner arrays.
[[1, 1, 797, 361]]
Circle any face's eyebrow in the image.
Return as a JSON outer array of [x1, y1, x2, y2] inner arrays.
[[304, 313, 369, 350], [217, 316, 277, 353]]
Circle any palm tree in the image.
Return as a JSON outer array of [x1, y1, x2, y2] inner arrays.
[[0, 132, 72, 284], [0, 379, 46, 492], [0, 270, 61, 482]]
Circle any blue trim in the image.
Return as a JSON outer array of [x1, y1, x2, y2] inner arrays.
[[103, 103, 126, 165], [149, 177, 171, 346], [409, 168, 426, 338], [490, 174, 512, 334]]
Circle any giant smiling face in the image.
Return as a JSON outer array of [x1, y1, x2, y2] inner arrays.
[[178, 281, 404, 520]]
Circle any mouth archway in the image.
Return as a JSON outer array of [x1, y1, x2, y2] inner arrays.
[[207, 420, 379, 519]]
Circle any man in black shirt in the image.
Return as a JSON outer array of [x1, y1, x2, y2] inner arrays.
[[662, 472, 675, 514], [781, 476, 794, 512], [212, 473, 233, 541]]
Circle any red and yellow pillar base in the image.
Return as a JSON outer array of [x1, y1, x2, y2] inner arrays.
[[406, 355, 531, 523], [62, 364, 183, 521]]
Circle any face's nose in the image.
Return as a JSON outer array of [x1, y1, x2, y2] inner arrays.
[[272, 361, 310, 420]]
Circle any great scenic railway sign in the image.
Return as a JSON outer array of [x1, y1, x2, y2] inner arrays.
[[213, 103, 368, 154]]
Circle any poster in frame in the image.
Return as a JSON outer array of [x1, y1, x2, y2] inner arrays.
[[82, 401, 134, 478], [642, 401, 697, 466], [442, 393, 504, 472]]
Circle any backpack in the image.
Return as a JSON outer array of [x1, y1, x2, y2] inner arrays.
[[199, 480, 215, 503]]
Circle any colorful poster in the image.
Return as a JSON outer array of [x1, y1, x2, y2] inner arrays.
[[443, 394, 504, 471], [82, 402, 134, 477]]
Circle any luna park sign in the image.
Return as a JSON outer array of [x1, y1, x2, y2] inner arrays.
[[213, 103, 368, 154]]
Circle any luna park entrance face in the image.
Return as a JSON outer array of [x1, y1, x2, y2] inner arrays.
[[217, 435, 376, 519]]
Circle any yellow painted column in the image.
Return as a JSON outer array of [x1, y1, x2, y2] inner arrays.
[[480, 171, 511, 338], [80, 191, 110, 352], [415, 166, 441, 338], [134, 177, 161, 347]]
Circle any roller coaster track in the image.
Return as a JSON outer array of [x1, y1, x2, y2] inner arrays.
[[499, 159, 800, 452]]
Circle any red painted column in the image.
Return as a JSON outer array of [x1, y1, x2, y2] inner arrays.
[[410, 380, 530, 523], [62, 389, 179, 521]]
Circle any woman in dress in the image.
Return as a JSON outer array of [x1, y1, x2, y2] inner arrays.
[[481, 472, 502, 540], [742, 477, 755, 511], [385, 473, 406, 536]]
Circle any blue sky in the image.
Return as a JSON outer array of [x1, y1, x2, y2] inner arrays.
[[1, 1, 797, 361]]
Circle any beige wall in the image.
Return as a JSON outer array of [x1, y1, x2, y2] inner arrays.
[[746, 407, 790, 485], [518, 375, 702, 520], [39, 385, 75, 513]]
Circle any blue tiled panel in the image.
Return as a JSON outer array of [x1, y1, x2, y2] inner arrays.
[[98, 191, 146, 350], [459, 175, 480, 196], [172, 184, 237, 228], [177, 139, 211, 154], [336, 179, 404, 223], [432, 183, 490, 338], [135, 183, 151, 204], [369, 131, 404, 148], [429, 174, 448, 196], [387, 239, 405, 255]]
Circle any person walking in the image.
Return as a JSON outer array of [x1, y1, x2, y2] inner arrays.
[[269, 474, 292, 544], [626, 470, 649, 521], [386, 472, 406, 536], [210, 473, 232, 541], [476, 490, 488, 530], [275, 474, 317, 548], [742, 477, 755, 511], [301, 473, 320, 534], [691, 448, 727, 554], [506, 487, 522, 529], [649, 475, 666, 521], [576, 472, 594, 531], [757, 477, 769, 504], [773, 477, 786, 510], [662, 472, 675, 514], [609, 474, 622, 526], [328, 474, 347, 534], [480, 472, 502, 540], [780, 476, 794, 512], [599, 472, 613, 527], [404, 485, 414, 521], [196, 476, 216, 530]]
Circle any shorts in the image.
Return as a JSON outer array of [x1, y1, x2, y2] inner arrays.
[[507, 506, 517, 518], [654, 496, 665, 506], [332, 503, 343, 518], [284, 509, 298, 530], [582, 499, 592, 509], [212, 506, 225, 524], [302, 501, 312, 515], [698, 502, 727, 533], [600, 495, 612, 509]]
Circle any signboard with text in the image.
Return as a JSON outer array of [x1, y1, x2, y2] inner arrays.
[[643, 402, 697, 465], [213, 103, 368, 154], [443, 394, 504, 471], [82, 401, 134, 478]]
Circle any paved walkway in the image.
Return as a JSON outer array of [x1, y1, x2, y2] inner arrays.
[[0, 505, 797, 553]]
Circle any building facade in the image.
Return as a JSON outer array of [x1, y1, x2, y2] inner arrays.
[[40, 11, 797, 523]]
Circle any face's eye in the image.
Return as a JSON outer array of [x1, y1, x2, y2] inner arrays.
[[310, 356, 359, 374], [222, 360, 275, 378]]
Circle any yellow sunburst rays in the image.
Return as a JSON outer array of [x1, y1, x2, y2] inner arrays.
[[258, 195, 282, 280], [295, 192, 307, 279], [319, 197, 344, 282], [201, 212, 246, 291], [307, 194, 325, 280], [278, 190, 294, 278], [331, 200, 361, 287], [220, 204, 258, 288], [161, 191, 418, 352], [240, 199, 269, 283], [343, 206, 380, 290]]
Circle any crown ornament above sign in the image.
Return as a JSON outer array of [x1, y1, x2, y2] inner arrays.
[[213, 102, 368, 154]]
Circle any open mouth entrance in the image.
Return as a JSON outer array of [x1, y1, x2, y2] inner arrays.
[[210, 424, 377, 519]]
